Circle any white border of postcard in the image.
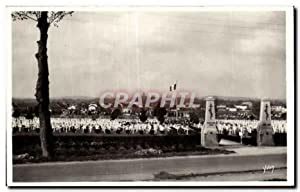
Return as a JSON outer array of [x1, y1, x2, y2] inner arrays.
[[5, 6, 295, 187]]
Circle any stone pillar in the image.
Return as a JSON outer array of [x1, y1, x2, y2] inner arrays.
[[256, 99, 274, 146], [201, 96, 219, 147]]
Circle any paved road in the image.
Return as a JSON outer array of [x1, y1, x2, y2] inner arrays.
[[13, 147, 286, 182], [176, 168, 287, 181]]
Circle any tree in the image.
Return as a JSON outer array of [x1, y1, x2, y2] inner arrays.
[[12, 103, 21, 119], [153, 106, 167, 124], [12, 11, 74, 158], [280, 112, 287, 120], [111, 108, 122, 120], [189, 111, 200, 124], [139, 108, 148, 122]]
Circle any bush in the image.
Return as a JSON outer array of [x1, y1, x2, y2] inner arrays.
[[134, 148, 162, 156]]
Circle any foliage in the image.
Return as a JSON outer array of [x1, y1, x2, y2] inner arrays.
[[12, 110, 20, 119], [25, 112, 34, 120], [110, 108, 122, 120], [139, 108, 148, 122], [189, 111, 200, 124], [153, 106, 167, 124], [11, 11, 74, 27]]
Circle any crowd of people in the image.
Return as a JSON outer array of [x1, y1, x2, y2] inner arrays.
[[12, 116, 287, 136]]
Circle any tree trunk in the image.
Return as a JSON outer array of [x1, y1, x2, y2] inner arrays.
[[35, 11, 53, 158]]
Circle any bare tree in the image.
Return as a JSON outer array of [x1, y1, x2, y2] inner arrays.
[[12, 11, 74, 158]]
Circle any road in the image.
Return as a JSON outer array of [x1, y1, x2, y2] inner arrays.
[[174, 168, 287, 181], [12, 147, 286, 182]]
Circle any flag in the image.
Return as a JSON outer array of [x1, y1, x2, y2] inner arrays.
[[169, 81, 178, 91]]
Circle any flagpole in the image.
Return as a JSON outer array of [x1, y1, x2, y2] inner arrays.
[[169, 81, 178, 121], [175, 80, 178, 121]]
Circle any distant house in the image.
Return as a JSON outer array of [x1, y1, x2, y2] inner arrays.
[[227, 107, 237, 112], [67, 105, 76, 110], [167, 107, 192, 118], [234, 105, 248, 111], [271, 106, 287, 113], [217, 105, 227, 111], [88, 104, 97, 111], [241, 101, 253, 108], [122, 107, 131, 114]]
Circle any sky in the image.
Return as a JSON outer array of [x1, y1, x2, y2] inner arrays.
[[12, 10, 286, 99]]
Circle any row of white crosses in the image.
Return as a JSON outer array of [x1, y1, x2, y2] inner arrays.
[[201, 97, 274, 147]]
